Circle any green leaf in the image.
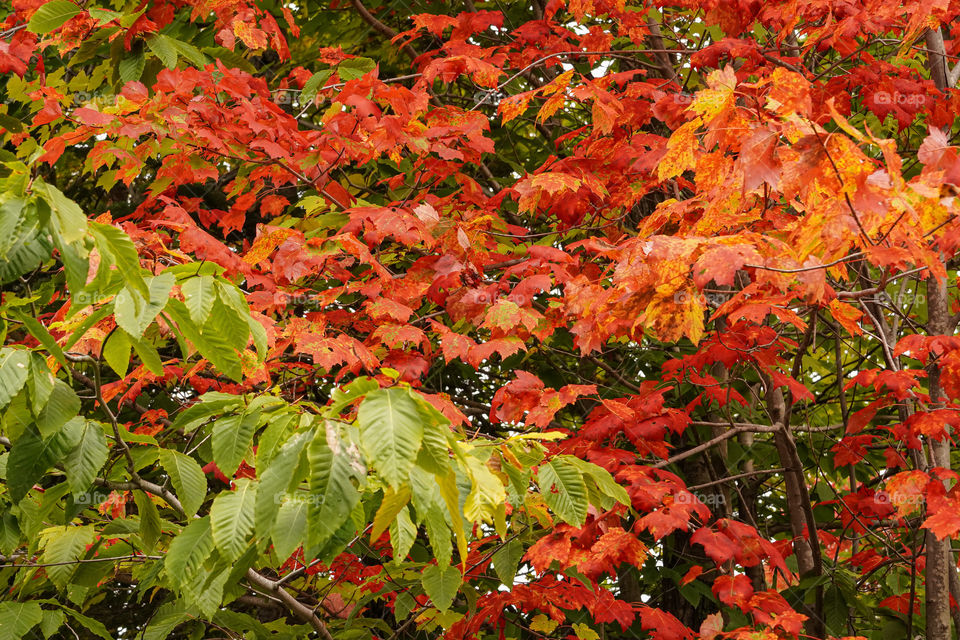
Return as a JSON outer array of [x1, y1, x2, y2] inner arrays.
[[210, 477, 257, 560], [0, 513, 20, 555], [413, 396, 452, 474], [9, 310, 67, 368], [537, 458, 588, 526], [158, 449, 207, 517], [0, 349, 30, 410], [307, 420, 364, 550], [0, 601, 43, 640], [255, 429, 310, 538], [271, 498, 307, 561], [131, 336, 164, 376], [254, 411, 298, 470], [247, 314, 267, 361], [57, 235, 89, 295], [39, 608, 65, 638], [143, 601, 193, 640], [166, 300, 243, 381], [145, 33, 178, 69], [86, 7, 120, 25], [26, 0, 82, 34], [165, 517, 214, 584], [101, 329, 132, 377], [133, 490, 161, 553], [567, 456, 630, 507], [64, 420, 108, 496], [33, 181, 86, 244], [206, 296, 248, 350], [26, 353, 54, 415], [420, 564, 461, 612], [36, 380, 80, 439], [171, 391, 243, 432], [195, 329, 243, 381], [167, 38, 208, 67], [182, 275, 216, 325], [337, 57, 376, 81], [423, 504, 452, 568], [119, 51, 145, 83], [357, 388, 423, 488], [39, 524, 96, 589], [202, 46, 257, 73], [7, 425, 78, 502], [389, 505, 416, 563], [186, 563, 232, 620], [211, 409, 260, 477], [327, 376, 378, 416], [0, 233, 53, 286], [89, 221, 148, 298], [113, 272, 174, 338], [492, 538, 523, 586], [301, 69, 333, 104], [0, 196, 29, 258], [58, 606, 113, 640]]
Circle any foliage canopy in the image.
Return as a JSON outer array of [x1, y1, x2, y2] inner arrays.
[[3, 0, 960, 639]]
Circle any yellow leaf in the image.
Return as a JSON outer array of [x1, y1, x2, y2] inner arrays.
[[507, 431, 567, 442], [370, 485, 411, 541], [572, 622, 600, 640], [436, 469, 469, 569], [657, 117, 702, 181], [530, 614, 558, 634], [463, 456, 506, 525]]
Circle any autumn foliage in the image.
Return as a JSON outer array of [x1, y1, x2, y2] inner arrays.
[[3, 0, 960, 639]]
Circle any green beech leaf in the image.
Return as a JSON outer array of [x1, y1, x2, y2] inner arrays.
[[211, 409, 260, 477], [145, 33, 178, 69], [271, 498, 307, 561], [255, 429, 310, 538], [27, 1, 82, 34], [0, 601, 43, 640], [133, 490, 161, 553], [101, 329, 132, 377], [420, 564, 461, 612], [89, 221, 148, 298], [307, 420, 364, 551], [39, 524, 96, 589], [158, 449, 207, 517], [357, 388, 423, 488], [536, 457, 588, 527], [7, 424, 79, 502], [210, 477, 257, 560], [182, 275, 216, 325], [0, 349, 30, 410], [165, 517, 214, 584], [64, 420, 108, 496]]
